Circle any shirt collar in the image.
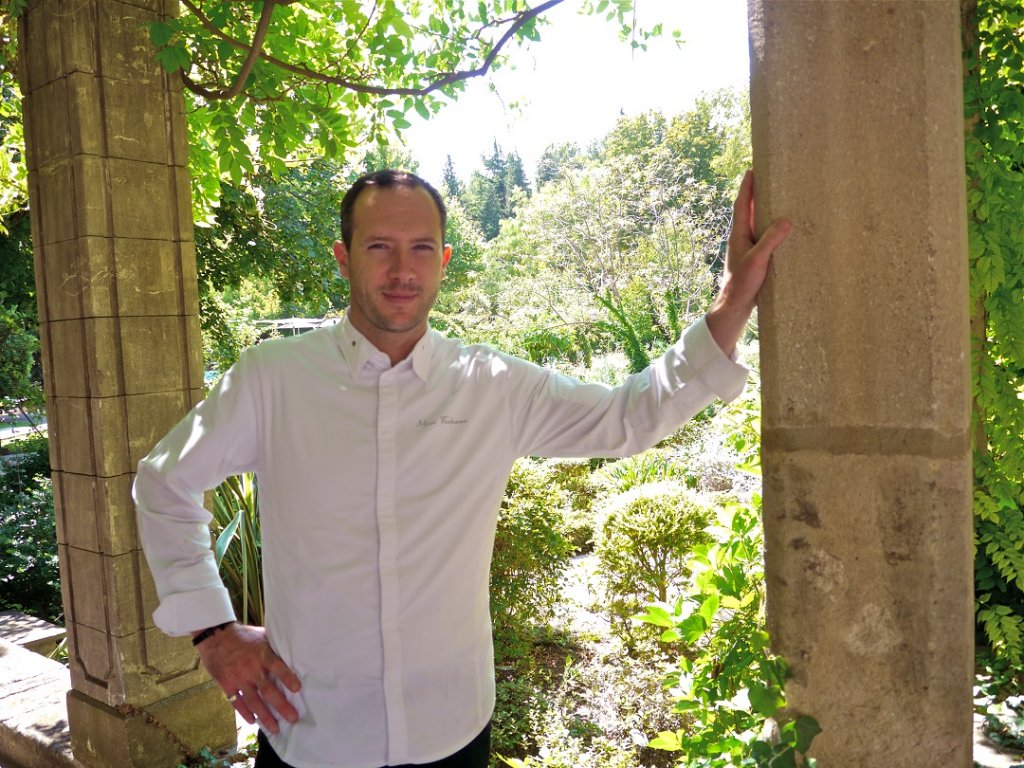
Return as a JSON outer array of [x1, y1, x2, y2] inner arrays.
[[334, 313, 435, 382]]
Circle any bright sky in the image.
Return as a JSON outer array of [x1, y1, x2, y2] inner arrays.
[[402, 0, 751, 186]]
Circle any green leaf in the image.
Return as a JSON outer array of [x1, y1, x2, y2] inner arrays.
[[699, 592, 719, 624], [647, 731, 682, 751], [678, 614, 707, 643], [214, 511, 241, 566], [748, 683, 785, 716], [636, 604, 675, 628], [789, 716, 822, 753], [767, 750, 797, 768], [149, 21, 174, 47]]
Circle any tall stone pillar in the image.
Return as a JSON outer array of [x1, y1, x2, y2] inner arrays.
[[748, 2, 973, 766], [18, 1, 236, 765]]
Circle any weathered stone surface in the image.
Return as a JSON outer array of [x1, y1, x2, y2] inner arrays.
[[68, 622, 210, 705], [49, 395, 132, 477], [39, 237, 116, 321], [114, 239, 187, 316], [103, 78, 171, 163], [49, 397, 93, 475], [47, 318, 126, 398], [38, 237, 193, 321], [120, 315, 196, 394], [749, 1, 973, 766], [169, 88, 189, 167], [20, 0, 67, 92], [68, 681, 234, 768], [19, 0, 256, 760], [21, 78, 71, 169], [34, 161, 78, 244], [763, 452, 973, 760], [54, 471, 138, 554], [97, 1, 163, 86], [61, 546, 166, 653], [0, 638, 76, 768], [750, 1, 969, 438], [109, 158, 177, 241], [0, 611, 67, 656], [34, 155, 115, 241], [66, 72, 105, 158], [126, 389, 197, 467]]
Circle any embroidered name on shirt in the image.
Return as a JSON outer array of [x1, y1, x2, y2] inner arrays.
[[416, 415, 468, 427]]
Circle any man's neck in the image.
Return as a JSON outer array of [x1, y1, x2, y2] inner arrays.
[[347, 313, 426, 366]]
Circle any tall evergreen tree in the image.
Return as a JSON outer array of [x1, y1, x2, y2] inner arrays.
[[465, 141, 531, 240], [504, 150, 531, 202], [441, 155, 464, 200]]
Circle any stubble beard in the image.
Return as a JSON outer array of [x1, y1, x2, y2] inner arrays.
[[350, 281, 440, 336]]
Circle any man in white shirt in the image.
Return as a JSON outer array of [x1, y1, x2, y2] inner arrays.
[[134, 169, 791, 768]]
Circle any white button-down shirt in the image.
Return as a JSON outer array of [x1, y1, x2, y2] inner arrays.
[[134, 314, 746, 768]]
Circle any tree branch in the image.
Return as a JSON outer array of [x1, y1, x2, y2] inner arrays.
[[178, 0, 564, 100], [182, 0, 277, 99]]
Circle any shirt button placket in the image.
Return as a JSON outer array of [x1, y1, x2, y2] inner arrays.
[[376, 368, 407, 764]]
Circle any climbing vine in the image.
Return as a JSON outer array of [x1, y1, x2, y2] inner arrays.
[[963, 0, 1024, 664]]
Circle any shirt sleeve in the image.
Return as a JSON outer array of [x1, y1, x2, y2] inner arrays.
[[507, 315, 749, 459], [133, 350, 263, 636]]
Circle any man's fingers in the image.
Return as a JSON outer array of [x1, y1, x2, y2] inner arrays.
[[266, 653, 303, 693], [261, 680, 301, 724], [730, 170, 756, 244], [754, 217, 792, 259], [241, 684, 281, 733], [233, 695, 257, 725]]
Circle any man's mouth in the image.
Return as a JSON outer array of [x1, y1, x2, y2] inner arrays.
[[382, 289, 420, 302]]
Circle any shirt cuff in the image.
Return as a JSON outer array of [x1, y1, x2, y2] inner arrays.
[[152, 586, 237, 637], [680, 316, 749, 403]]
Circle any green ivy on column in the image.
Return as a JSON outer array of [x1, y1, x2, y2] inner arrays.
[[964, 0, 1024, 664]]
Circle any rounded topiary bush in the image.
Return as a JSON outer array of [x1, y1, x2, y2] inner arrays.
[[595, 480, 713, 630]]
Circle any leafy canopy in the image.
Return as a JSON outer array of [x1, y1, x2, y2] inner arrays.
[[0, 0, 662, 223]]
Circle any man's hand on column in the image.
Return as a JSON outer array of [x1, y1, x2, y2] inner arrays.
[[705, 170, 792, 357], [195, 622, 303, 733]]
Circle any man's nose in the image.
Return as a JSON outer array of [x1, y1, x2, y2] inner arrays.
[[388, 248, 415, 280]]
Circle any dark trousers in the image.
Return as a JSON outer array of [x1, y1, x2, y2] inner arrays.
[[255, 722, 491, 768]]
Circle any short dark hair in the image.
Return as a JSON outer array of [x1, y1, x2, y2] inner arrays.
[[339, 169, 447, 249]]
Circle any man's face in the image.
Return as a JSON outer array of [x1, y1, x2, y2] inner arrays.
[[333, 185, 451, 359]]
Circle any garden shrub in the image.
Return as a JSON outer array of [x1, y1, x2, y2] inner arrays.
[[491, 459, 574, 665], [0, 434, 61, 622], [498, 644, 679, 768], [595, 449, 690, 495], [540, 458, 601, 553], [637, 499, 819, 768], [595, 480, 713, 634]]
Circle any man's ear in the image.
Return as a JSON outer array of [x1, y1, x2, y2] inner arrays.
[[442, 244, 452, 270], [333, 241, 350, 278]]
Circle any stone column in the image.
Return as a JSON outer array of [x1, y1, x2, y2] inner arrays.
[[748, 2, 973, 766], [18, 0, 236, 765]]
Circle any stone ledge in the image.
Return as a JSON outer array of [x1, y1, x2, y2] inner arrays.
[[0, 612, 66, 657], [0, 638, 81, 768]]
